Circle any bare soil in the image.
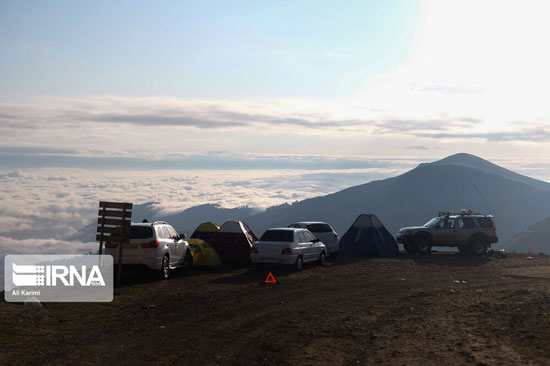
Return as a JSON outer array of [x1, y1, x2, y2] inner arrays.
[[2, 253, 550, 365]]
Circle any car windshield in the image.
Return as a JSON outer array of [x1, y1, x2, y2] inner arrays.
[[424, 218, 443, 228], [259, 230, 294, 242], [306, 224, 332, 233]]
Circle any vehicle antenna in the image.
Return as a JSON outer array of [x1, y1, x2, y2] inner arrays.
[[473, 184, 492, 213]]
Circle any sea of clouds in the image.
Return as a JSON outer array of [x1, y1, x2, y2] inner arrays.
[[2, 158, 549, 290], [0, 166, 415, 289]]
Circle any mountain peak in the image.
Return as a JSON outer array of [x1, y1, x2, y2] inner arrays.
[[433, 153, 497, 169]]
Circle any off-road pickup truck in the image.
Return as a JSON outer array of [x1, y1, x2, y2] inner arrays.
[[396, 211, 498, 255]]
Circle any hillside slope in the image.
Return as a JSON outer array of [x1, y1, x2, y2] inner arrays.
[[504, 216, 550, 253], [244, 153, 550, 246]]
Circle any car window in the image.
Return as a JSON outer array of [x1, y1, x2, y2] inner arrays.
[[445, 218, 456, 229], [459, 217, 475, 229], [259, 230, 294, 242], [477, 217, 494, 228], [130, 226, 153, 239], [297, 231, 307, 243], [167, 226, 178, 239], [306, 224, 332, 233], [304, 231, 317, 241], [425, 217, 443, 228], [161, 226, 171, 239]]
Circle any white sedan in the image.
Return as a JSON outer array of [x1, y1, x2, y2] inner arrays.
[[250, 228, 327, 270]]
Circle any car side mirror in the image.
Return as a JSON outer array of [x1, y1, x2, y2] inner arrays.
[[179, 233, 186, 239], [312, 238, 320, 243]]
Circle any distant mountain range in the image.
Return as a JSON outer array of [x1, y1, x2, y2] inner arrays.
[[74, 153, 550, 253], [242, 153, 550, 249]]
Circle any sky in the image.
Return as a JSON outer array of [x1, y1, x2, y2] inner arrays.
[[2, 0, 550, 168], [2, 0, 550, 282]]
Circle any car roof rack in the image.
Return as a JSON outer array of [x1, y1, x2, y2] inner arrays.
[[152, 221, 168, 225], [438, 211, 491, 217]]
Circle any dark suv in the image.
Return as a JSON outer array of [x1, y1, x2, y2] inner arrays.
[[396, 212, 498, 255]]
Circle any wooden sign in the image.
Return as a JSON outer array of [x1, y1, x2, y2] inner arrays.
[[96, 201, 132, 286]]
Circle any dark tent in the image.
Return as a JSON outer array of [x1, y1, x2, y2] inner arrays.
[[339, 214, 399, 257], [209, 221, 258, 265]]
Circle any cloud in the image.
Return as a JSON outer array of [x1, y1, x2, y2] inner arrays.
[[375, 118, 480, 134], [406, 145, 429, 150], [414, 127, 550, 142], [0, 149, 415, 170], [0, 97, 370, 133]]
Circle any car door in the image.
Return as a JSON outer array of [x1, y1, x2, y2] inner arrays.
[[168, 225, 185, 264], [304, 230, 321, 260], [458, 217, 476, 243], [296, 231, 312, 262], [434, 218, 458, 246], [161, 226, 178, 265]]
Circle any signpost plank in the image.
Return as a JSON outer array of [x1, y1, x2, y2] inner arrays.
[[96, 201, 132, 286]]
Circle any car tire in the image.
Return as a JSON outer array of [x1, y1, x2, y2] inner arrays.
[[319, 251, 326, 266], [295, 255, 303, 271], [403, 242, 413, 253], [416, 238, 432, 255], [183, 249, 193, 271], [470, 241, 488, 256], [159, 255, 170, 280]]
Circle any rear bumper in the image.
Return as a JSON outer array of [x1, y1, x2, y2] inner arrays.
[[250, 253, 298, 265], [105, 251, 163, 271]]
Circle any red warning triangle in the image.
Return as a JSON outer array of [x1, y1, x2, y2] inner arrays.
[[264, 272, 277, 284]]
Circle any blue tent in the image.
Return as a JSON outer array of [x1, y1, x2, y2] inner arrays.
[[339, 214, 399, 257]]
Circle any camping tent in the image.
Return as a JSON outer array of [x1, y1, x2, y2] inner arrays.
[[209, 221, 258, 265], [339, 214, 399, 257], [191, 222, 220, 243], [188, 239, 222, 267]]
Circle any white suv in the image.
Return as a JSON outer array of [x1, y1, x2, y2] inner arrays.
[[104, 221, 192, 279], [289, 222, 339, 258]]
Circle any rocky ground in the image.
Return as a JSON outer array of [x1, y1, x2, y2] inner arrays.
[[2, 252, 550, 365]]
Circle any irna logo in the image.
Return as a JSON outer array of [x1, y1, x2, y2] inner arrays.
[[5, 255, 113, 302], [12, 263, 106, 287]]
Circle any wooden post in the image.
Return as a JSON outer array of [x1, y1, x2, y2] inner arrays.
[[96, 201, 132, 288], [99, 209, 106, 255], [116, 205, 127, 287]]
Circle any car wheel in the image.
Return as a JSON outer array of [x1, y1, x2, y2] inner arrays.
[[458, 245, 469, 255], [159, 255, 170, 280], [416, 238, 432, 255], [403, 242, 413, 253], [183, 249, 193, 271], [471, 241, 488, 256], [319, 251, 326, 266], [295, 256, 303, 271]]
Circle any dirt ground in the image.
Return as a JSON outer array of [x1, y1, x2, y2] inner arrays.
[[2, 252, 550, 366]]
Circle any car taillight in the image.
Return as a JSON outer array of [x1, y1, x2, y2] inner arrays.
[[141, 240, 160, 248], [334, 233, 339, 240], [250, 246, 258, 253], [105, 241, 118, 249], [281, 248, 292, 255], [493, 229, 498, 237]]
